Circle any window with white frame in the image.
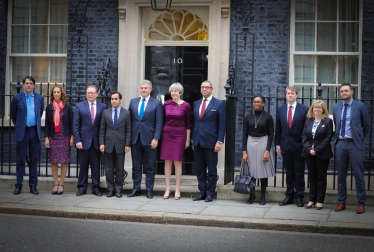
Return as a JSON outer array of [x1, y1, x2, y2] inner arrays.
[[290, 0, 361, 108], [9, 0, 68, 95]]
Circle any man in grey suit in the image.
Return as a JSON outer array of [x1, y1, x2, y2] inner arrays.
[[333, 82, 370, 214], [99, 92, 131, 198]]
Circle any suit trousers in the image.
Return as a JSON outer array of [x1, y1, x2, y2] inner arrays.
[[305, 156, 329, 203], [336, 140, 366, 204], [77, 142, 101, 191], [281, 149, 305, 199], [131, 136, 157, 191], [103, 151, 124, 193], [15, 126, 40, 188], [194, 144, 218, 197]]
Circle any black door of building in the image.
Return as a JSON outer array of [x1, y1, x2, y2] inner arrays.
[[145, 46, 208, 175]]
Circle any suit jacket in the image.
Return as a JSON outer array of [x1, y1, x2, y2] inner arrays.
[[10, 92, 44, 142], [73, 100, 107, 150], [99, 107, 131, 154], [44, 103, 74, 138], [301, 118, 333, 159], [275, 102, 309, 151], [128, 96, 163, 145], [333, 99, 370, 150], [192, 97, 226, 148]]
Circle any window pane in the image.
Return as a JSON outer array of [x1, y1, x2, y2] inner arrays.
[[294, 55, 314, 83], [12, 26, 29, 53], [50, 57, 67, 83], [339, 23, 359, 52], [340, 0, 359, 21], [11, 57, 30, 82], [31, 57, 49, 82], [30, 0, 49, 24], [317, 23, 336, 51], [295, 23, 315, 51], [30, 26, 48, 53], [317, 56, 336, 84], [296, 85, 314, 106], [295, 0, 315, 20], [338, 56, 358, 84], [317, 0, 337, 21], [12, 0, 29, 24], [49, 25, 67, 53], [50, 0, 68, 24], [321, 86, 339, 112]]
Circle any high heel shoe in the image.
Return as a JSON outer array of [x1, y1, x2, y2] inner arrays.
[[52, 184, 58, 195], [57, 184, 64, 195], [316, 203, 323, 210], [259, 195, 266, 205], [247, 193, 256, 204], [163, 195, 169, 199], [305, 202, 315, 209]]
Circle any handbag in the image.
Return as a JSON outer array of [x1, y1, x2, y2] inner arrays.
[[233, 161, 256, 194]]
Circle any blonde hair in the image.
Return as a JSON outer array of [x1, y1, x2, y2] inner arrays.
[[307, 100, 329, 119], [286, 86, 298, 94]]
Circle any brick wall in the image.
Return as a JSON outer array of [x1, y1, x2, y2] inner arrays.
[[0, 0, 8, 117], [362, 0, 374, 99]]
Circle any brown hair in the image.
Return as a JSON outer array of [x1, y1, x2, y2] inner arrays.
[[49, 85, 67, 105], [307, 100, 329, 119]]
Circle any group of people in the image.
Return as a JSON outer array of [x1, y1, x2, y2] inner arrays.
[[242, 84, 369, 214], [10, 77, 226, 203]]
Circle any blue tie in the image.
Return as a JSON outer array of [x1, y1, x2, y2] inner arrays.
[[139, 98, 145, 120], [113, 109, 118, 128], [341, 104, 348, 138]]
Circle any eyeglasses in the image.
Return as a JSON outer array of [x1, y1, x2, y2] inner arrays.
[[201, 86, 212, 89], [253, 101, 263, 104], [86, 92, 97, 95]]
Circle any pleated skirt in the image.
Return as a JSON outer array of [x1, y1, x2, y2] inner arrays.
[[246, 135, 275, 179]]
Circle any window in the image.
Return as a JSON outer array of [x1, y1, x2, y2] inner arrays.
[[9, 0, 68, 95], [290, 0, 361, 106]]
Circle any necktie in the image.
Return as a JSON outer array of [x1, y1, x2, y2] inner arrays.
[[113, 109, 118, 128], [90, 102, 95, 124], [26, 95, 31, 126], [341, 104, 348, 138], [139, 98, 145, 120], [287, 106, 292, 129], [200, 98, 207, 119]]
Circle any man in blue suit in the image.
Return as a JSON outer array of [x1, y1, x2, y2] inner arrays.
[[128, 80, 163, 199], [192, 80, 226, 202], [10, 76, 44, 195], [73, 85, 107, 196], [333, 82, 370, 214], [275, 86, 309, 207]]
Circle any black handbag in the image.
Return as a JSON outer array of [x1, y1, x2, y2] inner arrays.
[[233, 162, 256, 194]]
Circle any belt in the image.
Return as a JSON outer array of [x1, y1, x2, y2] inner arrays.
[[339, 138, 354, 142], [27, 125, 36, 128]]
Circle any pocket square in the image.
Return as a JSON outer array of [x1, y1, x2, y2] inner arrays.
[[211, 109, 216, 111], [321, 125, 325, 127]]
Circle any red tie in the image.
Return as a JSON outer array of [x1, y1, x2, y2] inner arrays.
[[200, 99, 207, 119], [90, 102, 95, 124], [287, 106, 292, 129]]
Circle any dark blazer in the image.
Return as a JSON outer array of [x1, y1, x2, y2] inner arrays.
[[128, 97, 163, 145], [99, 107, 131, 154], [275, 102, 309, 151], [192, 97, 226, 148], [73, 100, 107, 150], [333, 99, 370, 150], [301, 118, 333, 159], [10, 92, 44, 141], [45, 103, 74, 138]]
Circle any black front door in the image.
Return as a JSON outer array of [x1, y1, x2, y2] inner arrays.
[[145, 46, 208, 175]]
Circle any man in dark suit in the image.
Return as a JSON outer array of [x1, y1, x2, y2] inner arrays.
[[128, 80, 163, 199], [191, 80, 226, 202], [73, 85, 107, 196], [10, 76, 44, 195], [333, 82, 370, 214], [275, 86, 308, 207], [99, 92, 131, 198]]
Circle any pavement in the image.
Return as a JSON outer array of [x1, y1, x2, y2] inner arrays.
[[1, 185, 374, 237]]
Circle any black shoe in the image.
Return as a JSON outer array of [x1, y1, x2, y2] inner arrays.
[[305, 202, 316, 209], [76, 190, 87, 196], [57, 185, 64, 195], [193, 195, 206, 201], [259, 195, 266, 205], [13, 187, 22, 195], [30, 187, 39, 195], [93, 190, 102, 196], [296, 197, 304, 207], [127, 190, 141, 197], [205, 196, 213, 202], [52, 184, 58, 195], [279, 198, 293, 206], [146, 190, 153, 199], [247, 193, 256, 204], [107, 191, 114, 197], [115, 192, 122, 198]]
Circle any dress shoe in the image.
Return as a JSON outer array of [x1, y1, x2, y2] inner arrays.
[[296, 197, 304, 207], [57, 185, 64, 195], [146, 190, 153, 199], [52, 184, 58, 195], [107, 191, 114, 197], [247, 193, 256, 204], [259, 195, 266, 205], [30, 187, 39, 195], [334, 203, 346, 212], [13, 187, 22, 195], [93, 190, 102, 196], [115, 192, 122, 198], [127, 190, 141, 197], [163, 195, 170, 199], [316, 203, 323, 210], [193, 195, 206, 201], [76, 190, 87, 196], [279, 198, 293, 206], [356, 204, 365, 214], [205, 196, 213, 202], [305, 202, 316, 209]]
